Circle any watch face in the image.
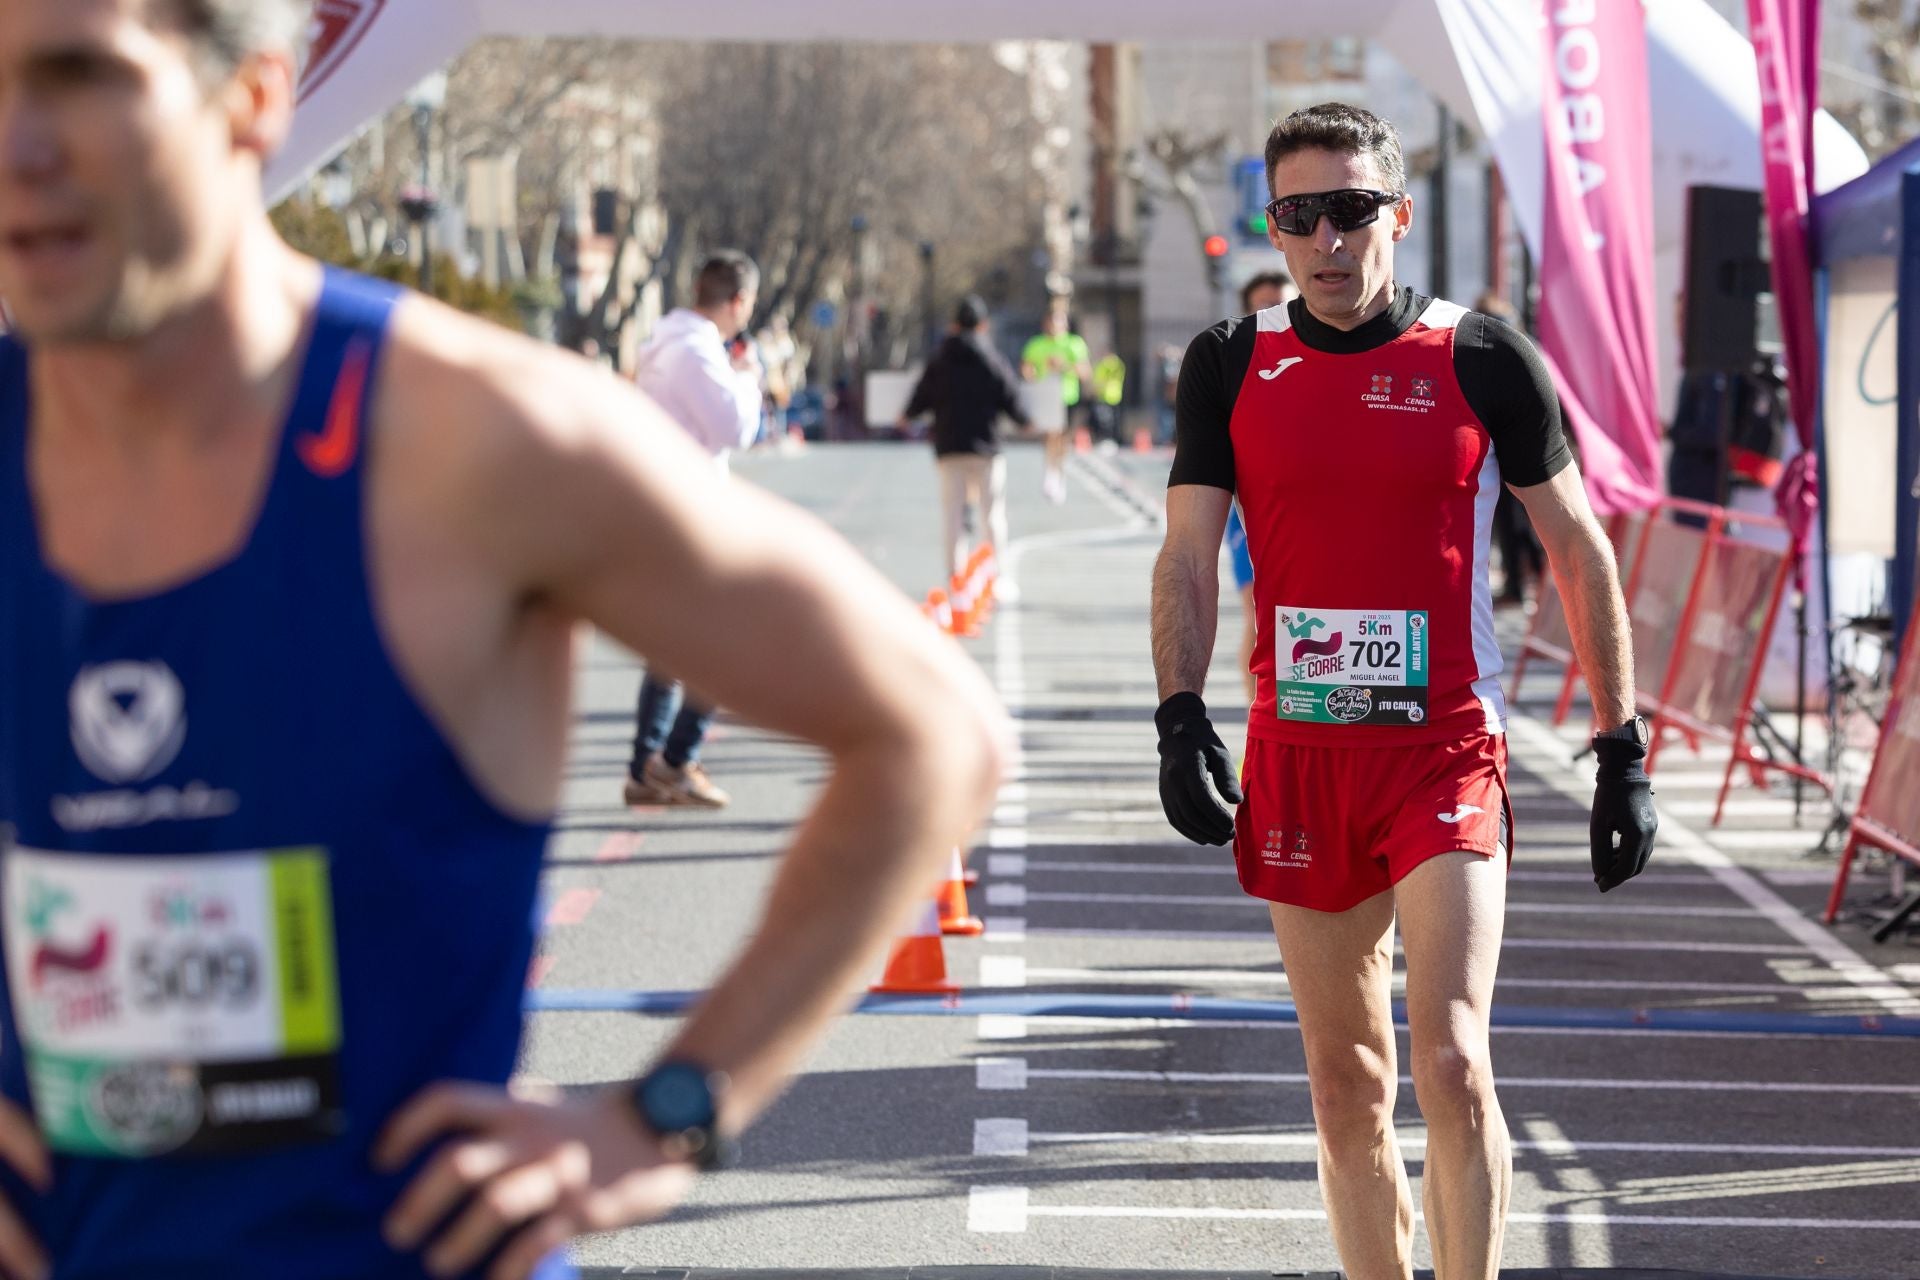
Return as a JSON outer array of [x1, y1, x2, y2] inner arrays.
[[639, 1063, 717, 1133]]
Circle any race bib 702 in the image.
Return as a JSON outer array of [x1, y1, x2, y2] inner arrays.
[[1273, 606, 1429, 726]]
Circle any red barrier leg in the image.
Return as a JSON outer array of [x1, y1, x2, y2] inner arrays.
[[1552, 668, 1580, 727], [1824, 832, 1862, 924]]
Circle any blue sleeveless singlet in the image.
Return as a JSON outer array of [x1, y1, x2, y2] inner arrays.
[[0, 270, 562, 1278]]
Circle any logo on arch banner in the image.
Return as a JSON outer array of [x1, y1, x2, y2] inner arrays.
[[298, 0, 386, 106]]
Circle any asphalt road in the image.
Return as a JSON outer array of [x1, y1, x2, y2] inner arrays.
[[519, 440, 1920, 1279]]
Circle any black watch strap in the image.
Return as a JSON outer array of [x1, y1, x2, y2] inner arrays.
[[630, 1060, 737, 1171], [1595, 715, 1649, 747]]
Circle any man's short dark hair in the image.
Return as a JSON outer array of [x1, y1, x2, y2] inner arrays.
[[1263, 102, 1407, 199], [1239, 271, 1294, 313], [954, 295, 988, 329], [693, 252, 760, 309], [152, 0, 313, 82]]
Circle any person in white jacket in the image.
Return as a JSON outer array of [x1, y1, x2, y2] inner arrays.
[[625, 252, 764, 807]]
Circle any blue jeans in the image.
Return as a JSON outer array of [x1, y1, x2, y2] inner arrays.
[[633, 672, 714, 774]]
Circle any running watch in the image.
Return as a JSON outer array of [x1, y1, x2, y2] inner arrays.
[[629, 1060, 738, 1170]]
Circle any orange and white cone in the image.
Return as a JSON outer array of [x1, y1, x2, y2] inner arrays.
[[964, 548, 993, 622], [870, 897, 959, 994], [937, 847, 984, 936], [948, 574, 980, 638], [924, 589, 954, 633]]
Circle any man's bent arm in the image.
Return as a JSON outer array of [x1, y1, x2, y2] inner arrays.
[[1153, 485, 1233, 700], [448, 339, 1008, 1133], [1513, 466, 1636, 729]]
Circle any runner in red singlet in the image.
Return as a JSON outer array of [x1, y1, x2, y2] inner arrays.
[[1149, 103, 1657, 1279]]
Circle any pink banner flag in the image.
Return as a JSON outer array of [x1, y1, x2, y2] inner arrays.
[[1535, 1, 1662, 516], [1748, 0, 1822, 544]]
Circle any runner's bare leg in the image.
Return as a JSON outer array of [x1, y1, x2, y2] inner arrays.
[[1269, 890, 1413, 1280], [1396, 850, 1511, 1279]]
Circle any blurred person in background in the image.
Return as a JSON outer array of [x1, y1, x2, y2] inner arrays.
[[624, 251, 765, 808], [1475, 290, 1545, 607], [1021, 298, 1091, 503], [1223, 270, 1298, 703], [899, 295, 1032, 600]]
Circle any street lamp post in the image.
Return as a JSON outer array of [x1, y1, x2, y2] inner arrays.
[[919, 240, 936, 360], [400, 72, 448, 297]]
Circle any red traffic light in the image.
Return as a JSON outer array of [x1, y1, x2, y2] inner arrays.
[[1202, 234, 1231, 258]]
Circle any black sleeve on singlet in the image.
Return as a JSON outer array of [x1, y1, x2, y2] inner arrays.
[[1168, 316, 1258, 492], [1453, 311, 1575, 489]]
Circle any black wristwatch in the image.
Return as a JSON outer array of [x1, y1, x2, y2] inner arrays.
[[1595, 715, 1650, 747], [629, 1060, 737, 1171]]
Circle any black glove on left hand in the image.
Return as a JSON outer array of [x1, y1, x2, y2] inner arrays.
[[1591, 734, 1657, 892], [1155, 692, 1243, 846]]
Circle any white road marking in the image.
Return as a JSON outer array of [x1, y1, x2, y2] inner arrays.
[[1028, 1066, 1920, 1094], [977, 1015, 1028, 1040], [973, 1118, 1030, 1156], [1017, 888, 1762, 918], [975, 1057, 1029, 1091], [1018, 965, 1866, 997], [1021, 1128, 1920, 1158], [979, 955, 1028, 988], [987, 853, 1028, 877], [985, 883, 1029, 908], [966, 1186, 1029, 1233], [1508, 715, 1920, 1017], [1022, 926, 1807, 954]]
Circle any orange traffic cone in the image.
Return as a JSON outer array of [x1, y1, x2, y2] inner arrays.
[[949, 574, 981, 638], [964, 548, 993, 621], [937, 848, 984, 936], [1132, 425, 1154, 453], [924, 589, 953, 633], [870, 897, 959, 994], [1073, 424, 1093, 453]]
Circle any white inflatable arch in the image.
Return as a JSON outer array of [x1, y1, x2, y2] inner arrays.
[[275, 0, 1868, 421]]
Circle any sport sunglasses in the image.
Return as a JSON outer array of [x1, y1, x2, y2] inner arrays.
[[1263, 188, 1403, 237]]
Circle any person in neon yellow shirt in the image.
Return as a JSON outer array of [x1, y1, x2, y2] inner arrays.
[[1090, 351, 1126, 446], [1021, 300, 1092, 503]]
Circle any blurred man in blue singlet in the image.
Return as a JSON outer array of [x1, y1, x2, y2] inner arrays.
[[0, 3, 1006, 1277]]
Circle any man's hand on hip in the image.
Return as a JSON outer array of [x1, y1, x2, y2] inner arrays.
[[1155, 692, 1242, 845], [1590, 728, 1657, 892]]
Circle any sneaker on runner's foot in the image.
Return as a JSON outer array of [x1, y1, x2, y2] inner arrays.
[[642, 755, 731, 808], [1042, 470, 1067, 504]]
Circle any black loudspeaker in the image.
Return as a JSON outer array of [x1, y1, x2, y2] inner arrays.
[[591, 188, 620, 237], [1681, 185, 1781, 375]]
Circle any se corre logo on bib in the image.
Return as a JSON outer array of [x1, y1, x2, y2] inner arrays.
[[69, 663, 187, 786]]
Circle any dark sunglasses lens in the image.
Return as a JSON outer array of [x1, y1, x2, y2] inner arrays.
[[1269, 191, 1388, 235], [1325, 191, 1385, 232], [1269, 198, 1319, 236]]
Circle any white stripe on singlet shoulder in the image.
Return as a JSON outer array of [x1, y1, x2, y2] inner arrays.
[[1418, 297, 1470, 331], [1255, 303, 1294, 335], [1469, 440, 1507, 733]]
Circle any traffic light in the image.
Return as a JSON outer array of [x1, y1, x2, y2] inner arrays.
[[1246, 212, 1268, 236], [1203, 233, 1230, 292]]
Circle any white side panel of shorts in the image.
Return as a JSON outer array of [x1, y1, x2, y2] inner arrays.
[[1470, 447, 1507, 734]]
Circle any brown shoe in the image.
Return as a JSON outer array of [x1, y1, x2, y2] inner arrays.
[[622, 773, 666, 807], [642, 755, 731, 808]]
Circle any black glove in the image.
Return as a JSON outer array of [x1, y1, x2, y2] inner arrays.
[[1155, 692, 1243, 846], [1591, 732, 1657, 892]]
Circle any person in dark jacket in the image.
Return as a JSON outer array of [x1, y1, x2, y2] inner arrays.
[[899, 295, 1032, 598]]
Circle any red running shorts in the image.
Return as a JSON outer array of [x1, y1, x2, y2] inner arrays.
[[1232, 733, 1512, 913]]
